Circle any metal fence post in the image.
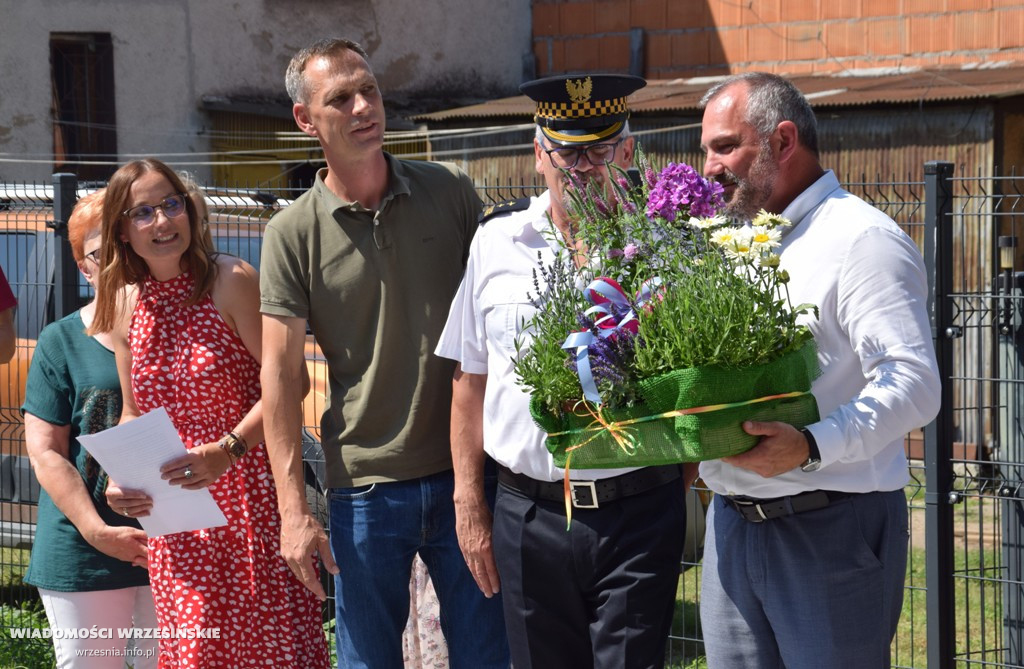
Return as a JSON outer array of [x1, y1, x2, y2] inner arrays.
[[997, 270, 1024, 668], [924, 160, 956, 669], [49, 172, 79, 320]]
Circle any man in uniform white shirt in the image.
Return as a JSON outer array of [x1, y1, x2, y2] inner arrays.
[[436, 73, 688, 669], [697, 72, 941, 668]]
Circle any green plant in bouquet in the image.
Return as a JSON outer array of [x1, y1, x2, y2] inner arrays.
[[513, 252, 596, 411], [634, 207, 818, 376], [513, 148, 820, 467], [513, 155, 677, 414]]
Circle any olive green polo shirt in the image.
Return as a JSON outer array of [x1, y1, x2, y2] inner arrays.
[[260, 154, 480, 486]]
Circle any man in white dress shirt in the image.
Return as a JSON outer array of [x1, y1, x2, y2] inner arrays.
[[697, 72, 941, 669], [436, 74, 689, 669]]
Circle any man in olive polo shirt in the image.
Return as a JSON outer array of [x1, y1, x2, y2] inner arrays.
[[259, 37, 509, 668]]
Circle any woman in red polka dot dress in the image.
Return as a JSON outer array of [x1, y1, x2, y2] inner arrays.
[[93, 159, 329, 669]]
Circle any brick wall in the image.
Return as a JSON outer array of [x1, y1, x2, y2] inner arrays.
[[531, 0, 1024, 78]]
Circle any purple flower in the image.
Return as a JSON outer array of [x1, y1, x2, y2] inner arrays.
[[623, 243, 638, 261], [593, 188, 611, 216], [645, 163, 724, 223], [644, 168, 657, 190], [577, 312, 599, 336], [567, 314, 638, 392], [613, 177, 639, 214], [566, 171, 585, 193]]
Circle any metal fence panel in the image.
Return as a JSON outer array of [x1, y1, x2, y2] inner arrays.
[[944, 168, 1024, 669]]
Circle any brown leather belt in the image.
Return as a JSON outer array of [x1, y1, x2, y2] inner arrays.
[[724, 490, 858, 522], [497, 464, 681, 509]]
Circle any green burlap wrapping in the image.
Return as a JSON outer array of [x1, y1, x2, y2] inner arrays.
[[530, 341, 821, 468]]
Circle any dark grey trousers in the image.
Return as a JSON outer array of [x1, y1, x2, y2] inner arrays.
[[701, 489, 909, 669]]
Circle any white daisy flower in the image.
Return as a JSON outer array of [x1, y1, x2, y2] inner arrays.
[[688, 215, 728, 230], [710, 227, 739, 247], [752, 209, 792, 229], [750, 225, 782, 252]]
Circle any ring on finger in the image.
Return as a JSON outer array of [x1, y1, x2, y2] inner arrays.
[[122, 507, 130, 516], [184, 467, 194, 480]]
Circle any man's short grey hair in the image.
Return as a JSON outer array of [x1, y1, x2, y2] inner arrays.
[[699, 72, 819, 156], [534, 120, 632, 145], [285, 38, 369, 105]]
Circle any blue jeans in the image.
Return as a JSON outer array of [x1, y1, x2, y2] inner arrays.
[[328, 468, 510, 669]]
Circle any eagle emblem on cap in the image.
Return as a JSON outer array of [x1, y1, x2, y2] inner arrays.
[[565, 77, 593, 103]]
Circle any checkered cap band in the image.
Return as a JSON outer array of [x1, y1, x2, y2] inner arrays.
[[536, 97, 629, 120]]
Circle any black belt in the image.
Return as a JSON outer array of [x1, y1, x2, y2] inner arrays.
[[497, 464, 681, 509], [724, 490, 858, 523]]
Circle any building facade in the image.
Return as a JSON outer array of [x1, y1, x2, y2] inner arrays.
[[0, 0, 532, 182]]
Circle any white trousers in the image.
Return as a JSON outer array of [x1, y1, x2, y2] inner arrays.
[[38, 586, 158, 669]]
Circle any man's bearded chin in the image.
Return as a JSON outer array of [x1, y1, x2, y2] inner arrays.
[[722, 185, 755, 220], [710, 172, 747, 219], [717, 169, 774, 222]]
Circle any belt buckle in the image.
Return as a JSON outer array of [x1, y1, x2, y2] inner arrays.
[[570, 481, 599, 509], [732, 498, 767, 522]]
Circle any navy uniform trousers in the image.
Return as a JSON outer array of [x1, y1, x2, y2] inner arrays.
[[492, 471, 687, 669]]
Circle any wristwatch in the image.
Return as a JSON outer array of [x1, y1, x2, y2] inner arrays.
[[800, 428, 822, 472], [218, 431, 248, 462]]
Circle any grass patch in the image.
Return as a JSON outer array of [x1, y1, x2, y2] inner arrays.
[[666, 562, 704, 667], [894, 543, 1005, 668], [0, 547, 30, 588], [0, 600, 55, 669], [324, 617, 337, 667]]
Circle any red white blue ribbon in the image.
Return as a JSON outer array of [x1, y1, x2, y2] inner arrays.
[[561, 277, 661, 406]]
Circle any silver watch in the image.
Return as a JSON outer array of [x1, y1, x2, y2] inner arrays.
[[800, 428, 821, 472]]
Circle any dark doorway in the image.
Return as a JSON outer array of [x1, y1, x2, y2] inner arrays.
[[50, 33, 117, 181]]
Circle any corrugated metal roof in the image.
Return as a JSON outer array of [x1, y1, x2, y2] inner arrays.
[[411, 64, 1024, 122]]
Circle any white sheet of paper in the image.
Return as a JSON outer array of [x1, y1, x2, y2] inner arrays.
[[78, 407, 227, 537]]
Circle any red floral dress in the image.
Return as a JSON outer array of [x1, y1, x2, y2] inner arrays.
[[129, 272, 328, 669]]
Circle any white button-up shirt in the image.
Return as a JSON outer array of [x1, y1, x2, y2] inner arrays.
[[699, 170, 941, 498], [436, 191, 640, 482]]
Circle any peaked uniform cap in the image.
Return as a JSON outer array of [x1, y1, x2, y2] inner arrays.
[[520, 73, 646, 146]]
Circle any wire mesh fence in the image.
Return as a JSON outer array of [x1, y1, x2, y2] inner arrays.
[[0, 181, 61, 668], [0, 165, 1019, 667], [943, 169, 1024, 669]]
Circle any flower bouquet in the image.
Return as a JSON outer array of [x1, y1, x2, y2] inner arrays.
[[514, 153, 821, 470]]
